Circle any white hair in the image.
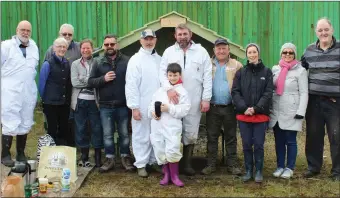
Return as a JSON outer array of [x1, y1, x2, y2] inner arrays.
[[53, 37, 69, 48], [59, 23, 74, 34], [316, 17, 333, 29]]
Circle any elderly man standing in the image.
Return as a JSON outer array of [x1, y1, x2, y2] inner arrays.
[[88, 34, 134, 173], [201, 39, 242, 176], [125, 29, 161, 177], [160, 23, 212, 176], [301, 17, 340, 181], [44, 23, 81, 64], [1, 20, 39, 167]]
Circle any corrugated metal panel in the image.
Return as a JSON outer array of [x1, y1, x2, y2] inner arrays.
[[1, 1, 339, 68]]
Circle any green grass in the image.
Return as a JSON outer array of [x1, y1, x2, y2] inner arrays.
[[15, 110, 340, 197]]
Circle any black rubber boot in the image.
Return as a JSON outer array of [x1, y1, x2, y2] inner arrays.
[[81, 147, 90, 162], [16, 134, 28, 162], [242, 150, 254, 182], [182, 144, 195, 176], [95, 148, 102, 168], [1, 135, 15, 167], [254, 148, 264, 183]]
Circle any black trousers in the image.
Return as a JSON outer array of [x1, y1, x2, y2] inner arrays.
[[43, 104, 70, 145], [206, 104, 238, 167], [305, 95, 340, 176]]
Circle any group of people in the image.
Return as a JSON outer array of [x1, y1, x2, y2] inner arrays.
[[1, 17, 339, 188]]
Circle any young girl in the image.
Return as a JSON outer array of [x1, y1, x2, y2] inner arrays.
[[148, 63, 191, 187]]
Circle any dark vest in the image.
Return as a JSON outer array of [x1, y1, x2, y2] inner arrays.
[[43, 54, 72, 105]]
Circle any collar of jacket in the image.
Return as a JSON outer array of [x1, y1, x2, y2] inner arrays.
[[52, 53, 68, 64], [316, 36, 337, 50], [246, 59, 264, 72], [174, 40, 196, 51], [139, 47, 157, 55], [211, 55, 231, 66], [68, 40, 75, 50], [80, 56, 94, 67], [102, 50, 122, 64], [13, 35, 30, 47]]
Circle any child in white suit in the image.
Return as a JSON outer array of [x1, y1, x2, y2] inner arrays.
[[148, 63, 191, 187]]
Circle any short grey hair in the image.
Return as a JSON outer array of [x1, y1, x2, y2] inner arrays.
[[316, 17, 333, 29], [53, 37, 69, 48], [175, 23, 191, 33], [59, 23, 74, 34]]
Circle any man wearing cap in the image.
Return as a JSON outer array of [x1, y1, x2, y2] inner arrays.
[[201, 38, 243, 175], [126, 29, 161, 177], [159, 23, 212, 176], [88, 34, 134, 172]]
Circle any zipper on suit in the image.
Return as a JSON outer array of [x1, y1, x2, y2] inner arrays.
[[184, 53, 186, 69]]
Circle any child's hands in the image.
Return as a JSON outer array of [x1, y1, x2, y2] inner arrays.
[[152, 111, 160, 120], [161, 104, 169, 112]]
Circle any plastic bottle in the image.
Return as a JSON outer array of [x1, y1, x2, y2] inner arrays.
[[61, 168, 71, 191]]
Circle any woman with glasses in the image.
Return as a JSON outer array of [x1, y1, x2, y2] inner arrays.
[[38, 37, 72, 145], [269, 43, 308, 179]]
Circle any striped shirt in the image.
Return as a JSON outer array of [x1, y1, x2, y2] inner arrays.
[[301, 37, 340, 97]]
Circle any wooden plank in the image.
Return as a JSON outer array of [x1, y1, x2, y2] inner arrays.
[[1, 164, 93, 197]]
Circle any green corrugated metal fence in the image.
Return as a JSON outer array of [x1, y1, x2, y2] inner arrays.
[[1, 1, 339, 68]]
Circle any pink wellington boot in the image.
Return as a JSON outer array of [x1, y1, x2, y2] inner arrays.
[[160, 163, 170, 185], [169, 162, 184, 187]]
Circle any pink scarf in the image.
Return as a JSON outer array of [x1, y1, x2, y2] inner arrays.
[[276, 59, 298, 95]]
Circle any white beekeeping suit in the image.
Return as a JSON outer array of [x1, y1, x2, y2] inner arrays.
[[125, 47, 161, 168], [159, 41, 212, 145], [148, 84, 191, 165], [1, 36, 39, 136]]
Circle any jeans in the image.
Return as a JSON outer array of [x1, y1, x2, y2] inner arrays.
[[238, 121, 267, 171], [273, 123, 297, 170], [100, 106, 131, 158], [206, 104, 238, 167], [305, 94, 340, 176], [43, 104, 69, 145], [74, 99, 103, 149]]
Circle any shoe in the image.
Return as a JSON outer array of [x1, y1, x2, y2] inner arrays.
[[80, 147, 90, 164], [137, 167, 148, 178], [242, 170, 253, 182], [201, 165, 216, 175], [182, 144, 195, 176], [94, 148, 102, 168], [99, 157, 115, 172], [227, 166, 242, 176], [273, 167, 284, 178], [169, 162, 184, 187], [1, 135, 14, 167], [280, 168, 293, 179], [304, 170, 320, 178], [16, 134, 28, 162], [255, 170, 263, 183], [121, 156, 135, 171], [160, 164, 170, 186]]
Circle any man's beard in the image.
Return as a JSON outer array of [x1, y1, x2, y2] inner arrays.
[[17, 35, 29, 44], [177, 39, 190, 49], [105, 49, 117, 56]]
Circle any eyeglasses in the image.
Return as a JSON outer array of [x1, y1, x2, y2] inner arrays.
[[282, 51, 294, 55], [61, 33, 73, 37], [104, 43, 116, 47]]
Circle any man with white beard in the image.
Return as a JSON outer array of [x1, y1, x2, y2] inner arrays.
[[1, 20, 39, 167], [159, 23, 212, 176], [125, 29, 161, 177]]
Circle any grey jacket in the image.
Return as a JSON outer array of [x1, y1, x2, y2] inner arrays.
[[269, 63, 308, 131], [70, 57, 97, 110]]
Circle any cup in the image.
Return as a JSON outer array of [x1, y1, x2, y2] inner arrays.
[[38, 178, 48, 193]]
